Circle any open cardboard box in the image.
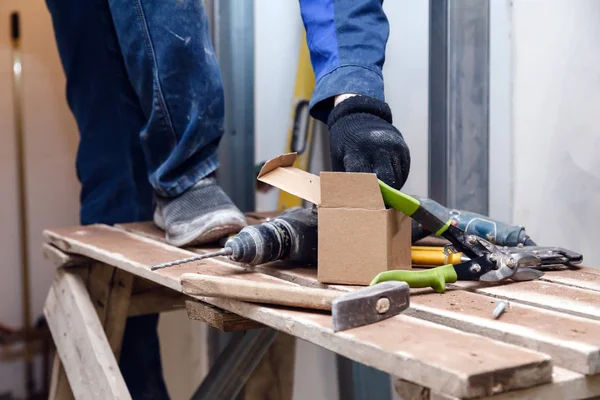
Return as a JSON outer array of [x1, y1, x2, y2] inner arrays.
[[257, 153, 412, 285]]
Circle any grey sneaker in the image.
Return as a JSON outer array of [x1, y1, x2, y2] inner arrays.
[[153, 176, 247, 247]]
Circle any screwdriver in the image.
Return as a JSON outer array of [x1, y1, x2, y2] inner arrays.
[[151, 206, 318, 271]]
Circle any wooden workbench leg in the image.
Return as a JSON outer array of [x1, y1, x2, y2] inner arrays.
[[45, 265, 133, 400], [49, 355, 74, 400], [243, 333, 296, 400], [87, 263, 134, 359]]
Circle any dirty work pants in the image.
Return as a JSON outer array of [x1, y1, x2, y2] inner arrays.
[[44, 0, 225, 397]]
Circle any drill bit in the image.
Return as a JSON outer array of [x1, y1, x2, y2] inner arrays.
[[151, 248, 233, 271]]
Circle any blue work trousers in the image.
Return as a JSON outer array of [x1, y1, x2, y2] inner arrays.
[[45, 0, 225, 398], [45, 0, 390, 397]]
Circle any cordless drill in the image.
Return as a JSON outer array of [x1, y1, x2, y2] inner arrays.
[[410, 197, 535, 247], [151, 206, 318, 270]]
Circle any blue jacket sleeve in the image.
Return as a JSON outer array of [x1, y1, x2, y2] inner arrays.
[[298, 0, 389, 123]]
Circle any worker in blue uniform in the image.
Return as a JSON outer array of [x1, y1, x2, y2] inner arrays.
[[44, 0, 411, 397]]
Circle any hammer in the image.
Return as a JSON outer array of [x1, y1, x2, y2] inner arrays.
[[180, 274, 410, 332]]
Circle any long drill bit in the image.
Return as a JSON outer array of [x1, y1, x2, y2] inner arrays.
[[151, 248, 233, 271]]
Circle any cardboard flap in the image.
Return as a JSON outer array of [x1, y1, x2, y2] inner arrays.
[[320, 172, 384, 209], [257, 153, 321, 204], [258, 153, 298, 175]]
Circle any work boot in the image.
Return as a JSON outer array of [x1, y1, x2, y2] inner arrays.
[[153, 175, 247, 247]]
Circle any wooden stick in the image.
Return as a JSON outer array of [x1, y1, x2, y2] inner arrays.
[[186, 300, 264, 331], [181, 273, 340, 310]]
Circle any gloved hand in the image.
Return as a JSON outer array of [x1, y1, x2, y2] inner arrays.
[[326, 95, 411, 190]]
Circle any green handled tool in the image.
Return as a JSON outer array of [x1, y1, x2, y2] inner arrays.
[[370, 265, 457, 293], [372, 181, 533, 293]]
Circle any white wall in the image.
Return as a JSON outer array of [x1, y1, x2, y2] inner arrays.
[[511, 0, 600, 261]]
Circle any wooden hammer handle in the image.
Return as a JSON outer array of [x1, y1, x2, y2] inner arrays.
[[180, 273, 341, 310]]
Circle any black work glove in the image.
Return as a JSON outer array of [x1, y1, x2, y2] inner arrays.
[[326, 95, 411, 190]]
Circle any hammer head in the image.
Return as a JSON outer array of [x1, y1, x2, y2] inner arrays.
[[331, 281, 410, 332]]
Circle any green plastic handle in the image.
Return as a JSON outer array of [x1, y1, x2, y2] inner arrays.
[[369, 265, 458, 293], [378, 179, 421, 216], [378, 179, 452, 236]]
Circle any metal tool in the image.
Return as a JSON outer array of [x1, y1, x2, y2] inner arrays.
[[500, 245, 582, 269], [411, 245, 580, 280], [371, 180, 583, 293], [151, 206, 318, 271], [180, 274, 410, 332]]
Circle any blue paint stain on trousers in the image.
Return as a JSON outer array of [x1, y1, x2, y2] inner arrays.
[[44, 0, 225, 398]]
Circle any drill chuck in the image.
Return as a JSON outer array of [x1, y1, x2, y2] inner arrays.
[[225, 219, 292, 264]]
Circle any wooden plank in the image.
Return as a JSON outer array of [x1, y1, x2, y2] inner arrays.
[[181, 273, 341, 310], [468, 280, 600, 322], [407, 289, 600, 374], [43, 268, 131, 400], [185, 300, 264, 331], [128, 287, 187, 317], [44, 224, 297, 293], [43, 224, 554, 398], [541, 267, 600, 292], [181, 267, 600, 374], [394, 367, 600, 400], [198, 295, 552, 399], [43, 242, 91, 268]]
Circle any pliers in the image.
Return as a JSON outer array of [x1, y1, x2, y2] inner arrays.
[[370, 181, 583, 293]]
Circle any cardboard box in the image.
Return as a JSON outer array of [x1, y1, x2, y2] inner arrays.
[[257, 153, 412, 285]]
